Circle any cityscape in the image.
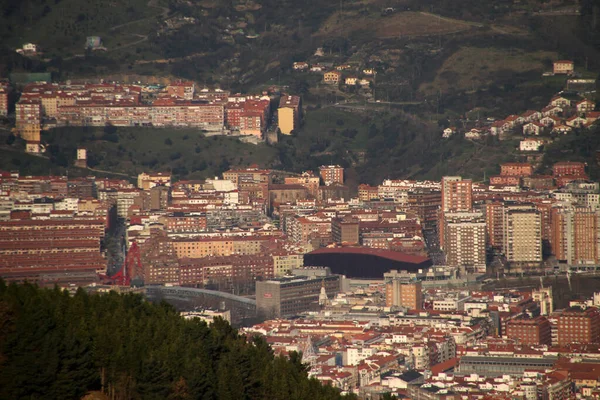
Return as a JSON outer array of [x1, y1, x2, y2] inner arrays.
[[2, 0, 600, 399]]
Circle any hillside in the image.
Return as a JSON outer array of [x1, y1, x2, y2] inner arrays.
[[1, 0, 599, 185], [0, 281, 354, 400]]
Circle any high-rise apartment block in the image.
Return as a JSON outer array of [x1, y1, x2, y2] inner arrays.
[[441, 176, 473, 212], [503, 207, 542, 267], [443, 212, 487, 273], [384, 270, 423, 310], [551, 207, 600, 265], [440, 176, 473, 248]]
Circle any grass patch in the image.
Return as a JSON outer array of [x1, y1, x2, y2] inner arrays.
[[43, 127, 279, 180], [420, 47, 558, 95], [316, 11, 475, 39]]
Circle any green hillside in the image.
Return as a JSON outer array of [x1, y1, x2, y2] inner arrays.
[[0, 281, 354, 400]]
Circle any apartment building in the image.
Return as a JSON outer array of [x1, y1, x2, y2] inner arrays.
[[320, 165, 344, 186], [506, 316, 552, 345], [384, 270, 423, 310], [557, 307, 600, 346], [443, 212, 487, 273], [16, 99, 42, 129], [166, 81, 195, 100], [256, 274, 341, 318], [500, 163, 533, 177], [223, 166, 273, 187], [504, 208, 542, 267], [407, 189, 442, 230], [171, 236, 270, 259], [0, 82, 9, 117], [553, 161, 586, 178], [137, 172, 172, 190], [278, 95, 302, 135], [331, 217, 359, 245], [440, 176, 473, 248], [285, 171, 320, 197], [553, 60, 574, 75], [179, 253, 274, 285], [551, 207, 600, 265], [0, 217, 106, 285], [323, 71, 342, 85], [441, 176, 472, 212]]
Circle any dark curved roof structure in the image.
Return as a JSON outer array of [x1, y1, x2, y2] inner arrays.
[[304, 247, 432, 279]]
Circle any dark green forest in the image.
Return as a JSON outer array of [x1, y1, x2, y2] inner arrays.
[[0, 281, 353, 400]]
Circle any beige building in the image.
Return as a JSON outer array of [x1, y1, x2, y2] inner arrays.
[[504, 208, 542, 266], [284, 171, 320, 197], [272, 253, 304, 276], [277, 95, 302, 135], [172, 236, 268, 259], [137, 172, 172, 190], [278, 107, 295, 135], [443, 212, 487, 273], [384, 271, 423, 310], [323, 71, 342, 85], [553, 60, 574, 75]]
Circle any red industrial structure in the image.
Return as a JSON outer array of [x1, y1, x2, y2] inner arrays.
[[100, 242, 143, 286]]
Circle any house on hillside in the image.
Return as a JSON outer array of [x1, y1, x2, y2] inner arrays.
[[585, 111, 600, 125], [552, 124, 573, 134], [442, 127, 456, 138], [539, 115, 561, 127], [363, 68, 376, 76], [505, 115, 524, 128], [549, 95, 574, 108], [465, 128, 483, 139], [358, 78, 372, 87], [324, 71, 342, 85], [310, 64, 325, 72], [520, 138, 544, 152], [521, 110, 542, 122], [576, 99, 596, 114], [522, 121, 545, 135], [293, 62, 309, 71], [541, 105, 563, 117], [566, 115, 587, 128], [553, 60, 574, 75], [490, 120, 512, 135], [345, 76, 358, 86]]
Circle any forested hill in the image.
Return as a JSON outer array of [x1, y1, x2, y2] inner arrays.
[[0, 281, 353, 400]]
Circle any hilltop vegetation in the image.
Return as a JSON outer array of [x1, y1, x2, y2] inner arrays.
[[0, 281, 354, 400], [1, 0, 599, 185]]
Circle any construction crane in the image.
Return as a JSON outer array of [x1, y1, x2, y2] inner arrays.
[[99, 241, 143, 286]]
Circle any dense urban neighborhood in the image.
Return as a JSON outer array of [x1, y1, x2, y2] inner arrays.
[[2, 0, 600, 398]]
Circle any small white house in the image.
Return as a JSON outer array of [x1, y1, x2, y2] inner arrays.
[[465, 128, 483, 139], [519, 138, 544, 152], [522, 122, 544, 135], [442, 127, 456, 138]]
